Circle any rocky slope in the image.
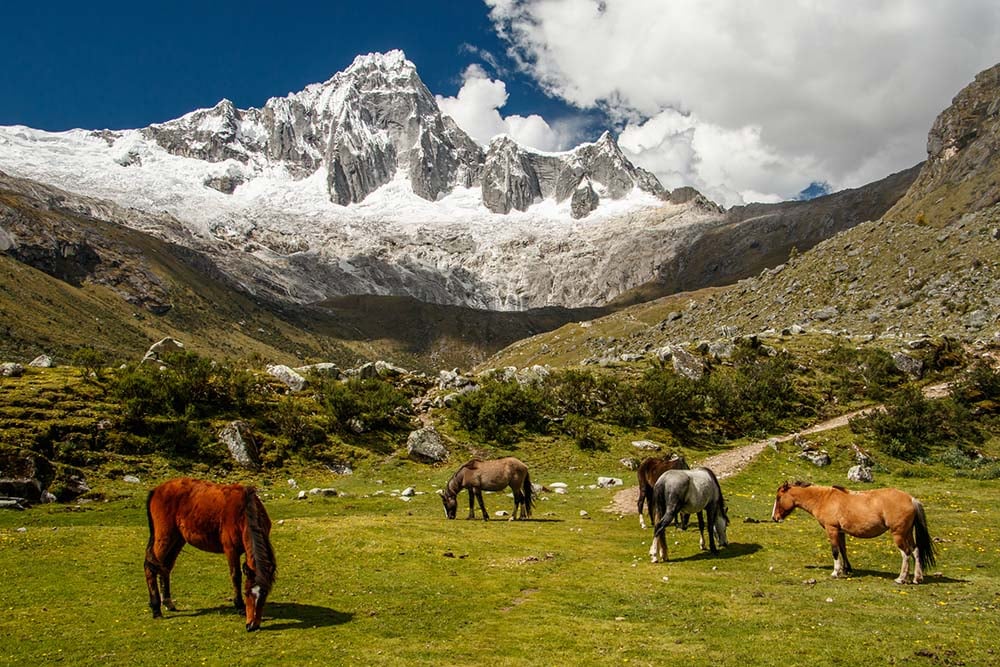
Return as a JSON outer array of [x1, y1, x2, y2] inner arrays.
[[488, 62, 1000, 369]]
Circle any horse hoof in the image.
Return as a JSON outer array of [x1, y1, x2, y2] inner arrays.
[[246, 623, 259, 632], [151, 610, 163, 619]]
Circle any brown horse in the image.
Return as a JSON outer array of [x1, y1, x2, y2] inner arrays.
[[636, 454, 690, 529], [441, 457, 533, 520], [771, 481, 935, 584], [145, 478, 277, 630]]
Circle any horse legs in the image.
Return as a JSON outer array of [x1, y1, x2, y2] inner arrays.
[[892, 531, 920, 584], [838, 532, 852, 575], [475, 488, 490, 521], [466, 488, 477, 520], [226, 549, 246, 613], [145, 530, 184, 617], [638, 485, 649, 530], [511, 489, 521, 521], [826, 526, 848, 578], [705, 507, 719, 554], [696, 512, 706, 550]]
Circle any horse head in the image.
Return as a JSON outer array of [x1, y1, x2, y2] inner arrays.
[[714, 501, 730, 547], [771, 481, 795, 522], [439, 489, 457, 519], [242, 562, 271, 631]]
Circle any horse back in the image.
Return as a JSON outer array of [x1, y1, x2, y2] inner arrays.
[[149, 478, 248, 554]]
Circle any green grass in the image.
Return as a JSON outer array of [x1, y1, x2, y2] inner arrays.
[[2, 448, 999, 666]]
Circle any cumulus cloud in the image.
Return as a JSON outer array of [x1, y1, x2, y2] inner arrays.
[[486, 0, 1000, 204], [436, 64, 564, 151]]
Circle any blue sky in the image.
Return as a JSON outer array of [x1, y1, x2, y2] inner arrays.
[[3, 1, 998, 205], [0, 1, 584, 133]]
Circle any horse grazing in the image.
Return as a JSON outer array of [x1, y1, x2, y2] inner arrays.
[[145, 478, 277, 631], [636, 454, 690, 529], [441, 457, 533, 521], [772, 481, 935, 583], [650, 467, 729, 563]]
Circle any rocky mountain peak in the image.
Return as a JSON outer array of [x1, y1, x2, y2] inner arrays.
[[137, 50, 665, 215]]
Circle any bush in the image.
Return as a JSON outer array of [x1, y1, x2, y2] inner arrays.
[[822, 345, 903, 402], [703, 351, 807, 437], [71, 346, 108, 381], [452, 379, 545, 445], [542, 369, 614, 418], [636, 367, 702, 433], [850, 384, 979, 460], [561, 414, 607, 451], [952, 361, 1000, 412], [318, 377, 411, 433]]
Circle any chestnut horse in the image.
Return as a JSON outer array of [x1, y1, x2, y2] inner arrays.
[[771, 481, 935, 584], [441, 457, 533, 520], [636, 454, 690, 529], [145, 478, 277, 630]]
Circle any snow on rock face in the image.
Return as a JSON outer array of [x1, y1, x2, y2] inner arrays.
[[0, 50, 720, 311]]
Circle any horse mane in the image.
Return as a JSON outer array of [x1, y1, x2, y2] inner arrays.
[[792, 480, 813, 488], [699, 466, 727, 514], [831, 485, 849, 493], [443, 459, 480, 498], [243, 487, 276, 592]]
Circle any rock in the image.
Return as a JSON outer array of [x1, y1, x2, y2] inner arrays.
[[0, 362, 24, 377], [597, 477, 623, 488], [294, 362, 340, 378], [813, 306, 839, 321], [406, 426, 449, 463], [266, 364, 307, 392], [53, 474, 90, 502], [219, 420, 261, 470], [620, 457, 640, 470], [0, 450, 54, 503], [570, 181, 600, 219], [326, 463, 353, 476], [667, 346, 704, 380], [632, 440, 662, 451], [495, 510, 510, 517], [401, 487, 416, 497], [579, 510, 590, 518], [548, 482, 568, 489], [287, 478, 298, 488], [309, 488, 338, 497], [962, 309, 990, 330], [375, 360, 408, 377], [297, 490, 308, 500], [123, 475, 141, 484], [40, 490, 56, 503], [439, 368, 474, 390], [891, 351, 924, 378], [142, 337, 184, 364], [28, 354, 54, 368], [847, 465, 874, 483], [800, 450, 831, 467], [0, 499, 26, 511]]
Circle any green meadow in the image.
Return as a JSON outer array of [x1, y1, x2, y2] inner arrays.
[[2, 444, 998, 667]]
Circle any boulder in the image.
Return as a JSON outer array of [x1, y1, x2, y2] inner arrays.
[[308, 487, 338, 497], [375, 360, 408, 377], [0, 362, 24, 377], [0, 450, 54, 503], [847, 465, 874, 483], [29, 354, 54, 368], [406, 426, 449, 463], [52, 474, 90, 502], [632, 440, 662, 451], [142, 337, 184, 364], [294, 362, 340, 378], [597, 477, 623, 488], [800, 450, 831, 467], [219, 420, 261, 470], [266, 364, 307, 392], [654, 345, 704, 380], [892, 351, 924, 378]]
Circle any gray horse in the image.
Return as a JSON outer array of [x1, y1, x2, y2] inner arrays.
[[649, 467, 729, 562], [440, 457, 533, 521]]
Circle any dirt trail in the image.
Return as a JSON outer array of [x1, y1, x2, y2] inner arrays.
[[608, 381, 951, 514]]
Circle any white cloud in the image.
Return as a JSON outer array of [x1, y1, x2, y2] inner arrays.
[[486, 0, 1000, 203], [436, 64, 564, 151]]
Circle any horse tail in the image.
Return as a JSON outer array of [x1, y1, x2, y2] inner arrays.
[[913, 498, 936, 569], [145, 489, 157, 552], [243, 487, 277, 591], [653, 512, 672, 539], [522, 470, 534, 518]]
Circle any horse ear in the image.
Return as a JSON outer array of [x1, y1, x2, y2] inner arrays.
[[779, 481, 790, 492]]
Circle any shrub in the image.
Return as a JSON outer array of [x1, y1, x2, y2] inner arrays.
[[451, 379, 545, 445], [319, 377, 411, 433], [71, 346, 108, 381], [952, 361, 1000, 412], [823, 345, 903, 402], [561, 414, 607, 451], [850, 384, 979, 460], [636, 366, 702, 433], [542, 369, 612, 418]]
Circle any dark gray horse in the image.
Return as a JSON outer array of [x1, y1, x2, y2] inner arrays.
[[649, 467, 729, 562], [440, 457, 533, 521]]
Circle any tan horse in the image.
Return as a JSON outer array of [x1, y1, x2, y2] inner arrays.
[[145, 478, 277, 630], [636, 454, 690, 529], [771, 481, 935, 584], [441, 457, 533, 521]]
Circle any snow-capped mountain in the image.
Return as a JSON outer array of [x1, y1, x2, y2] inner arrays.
[[0, 50, 718, 310]]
